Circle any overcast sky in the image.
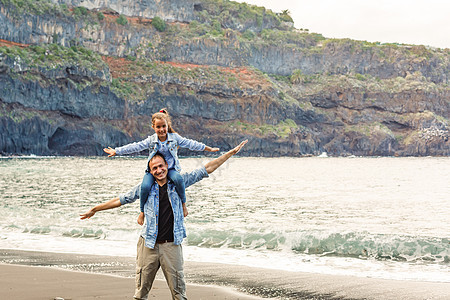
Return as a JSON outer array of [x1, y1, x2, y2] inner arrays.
[[235, 0, 450, 49]]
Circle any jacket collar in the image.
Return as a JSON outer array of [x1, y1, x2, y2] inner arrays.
[[151, 132, 174, 143]]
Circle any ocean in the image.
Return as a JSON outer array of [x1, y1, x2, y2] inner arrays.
[[0, 155, 449, 287]]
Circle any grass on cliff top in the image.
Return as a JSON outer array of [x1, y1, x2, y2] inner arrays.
[[167, 18, 324, 48], [194, 0, 289, 31], [0, 43, 107, 71], [1, 0, 101, 22]]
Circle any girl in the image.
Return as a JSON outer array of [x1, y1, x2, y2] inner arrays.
[[104, 108, 219, 225]]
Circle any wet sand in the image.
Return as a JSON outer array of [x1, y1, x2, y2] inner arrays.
[[0, 263, 260, 300], [1, 249, 449, 300]]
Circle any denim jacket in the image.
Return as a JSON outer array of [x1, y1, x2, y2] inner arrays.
[[119, 166, 209, 249], [114, 133, 206, 172]]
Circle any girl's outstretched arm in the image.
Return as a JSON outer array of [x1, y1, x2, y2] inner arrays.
[[204, 146, 220, 152], [175, 134, 219, 152], [109, 136, 153, 156]]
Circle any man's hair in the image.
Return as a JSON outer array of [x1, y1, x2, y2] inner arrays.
[[147, 152, 166, 172]]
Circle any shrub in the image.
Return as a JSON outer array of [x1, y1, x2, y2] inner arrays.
[[190, 20, 199, 28], [73, 6, 88, 17], [52, 33, 59, 43], [242, 29, 255, 40], [31, 45, 46, 55], [211, 20, 222, 32], [116, 15, 128, 26], [97, 12, 105, 21], [152, 16, 166, 32], [290, 69, 304, 84], [355, 73, 367, 81], [278, 9, 293, 23]]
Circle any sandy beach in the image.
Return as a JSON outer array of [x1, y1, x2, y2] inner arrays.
[[1, 249, 449, 300], [0, 263, 261, 300]]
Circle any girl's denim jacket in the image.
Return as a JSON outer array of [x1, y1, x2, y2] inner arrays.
[[114, 133, 206, 171]]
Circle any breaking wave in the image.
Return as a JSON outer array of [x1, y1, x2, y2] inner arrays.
[[186, 229, 450, 264]]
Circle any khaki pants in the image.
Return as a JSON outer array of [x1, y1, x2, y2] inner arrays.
[[134, 237, 187, 300]]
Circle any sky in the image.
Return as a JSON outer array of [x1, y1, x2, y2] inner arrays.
[[235, 0, 450, 49]]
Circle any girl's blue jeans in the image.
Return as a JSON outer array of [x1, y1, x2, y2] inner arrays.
[[139, 169, 186, 212]]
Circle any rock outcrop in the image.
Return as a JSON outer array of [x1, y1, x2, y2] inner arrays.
[[0, 0, 448, 156]]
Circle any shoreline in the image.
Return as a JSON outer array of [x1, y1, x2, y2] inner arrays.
[[1, 249, 449, 300]]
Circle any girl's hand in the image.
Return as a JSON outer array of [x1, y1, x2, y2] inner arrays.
[[205, 146, 220, 152], [182, 203, 189, 217], [103, 147, 117, 157], [137, 212, 145, 226]]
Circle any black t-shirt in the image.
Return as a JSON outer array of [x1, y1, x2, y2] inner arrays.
[[156, 183, 174, 242]]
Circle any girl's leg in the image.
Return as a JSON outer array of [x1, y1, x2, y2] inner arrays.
[[168, 169, 186, 203], [140, 172, 155, 212]]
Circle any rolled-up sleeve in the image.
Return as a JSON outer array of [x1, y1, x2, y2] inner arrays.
[[119, 184, 141, 205], [182, 167, 209, 189]]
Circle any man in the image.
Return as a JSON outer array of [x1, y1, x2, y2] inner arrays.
[[80, 140, 248, 300]]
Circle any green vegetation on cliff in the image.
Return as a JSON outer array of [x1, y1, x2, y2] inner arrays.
[[0, 42, 277, 103], [282, 71, 445, 96], [0, 101, 46, 123], [195, 0, 283, 31], [0, 0, 101, 24], [344, 122, 393, 138], [0, 0, 66, 16], [0, 44, 106, 71], [152, 16, 166, 32], [107, 57, 274, 102], [229, 119, 299, 139]]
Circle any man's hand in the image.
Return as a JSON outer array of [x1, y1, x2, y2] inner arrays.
[[205, 140, 248, 174], [231, 140, 247, 155], [80, 208, 96, 220], [103, 147, 117, 157], [80, 198, 121, 220]]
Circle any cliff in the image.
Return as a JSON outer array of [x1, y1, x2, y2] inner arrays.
[[0, 0, 449, 156]]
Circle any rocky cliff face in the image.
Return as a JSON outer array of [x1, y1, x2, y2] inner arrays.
[[0, 0, 449, 156], [1, 4, 447, 81]]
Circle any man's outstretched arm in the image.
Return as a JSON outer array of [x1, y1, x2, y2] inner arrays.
[[205, 140, 248, 174], [80, 197, 121, 219]]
